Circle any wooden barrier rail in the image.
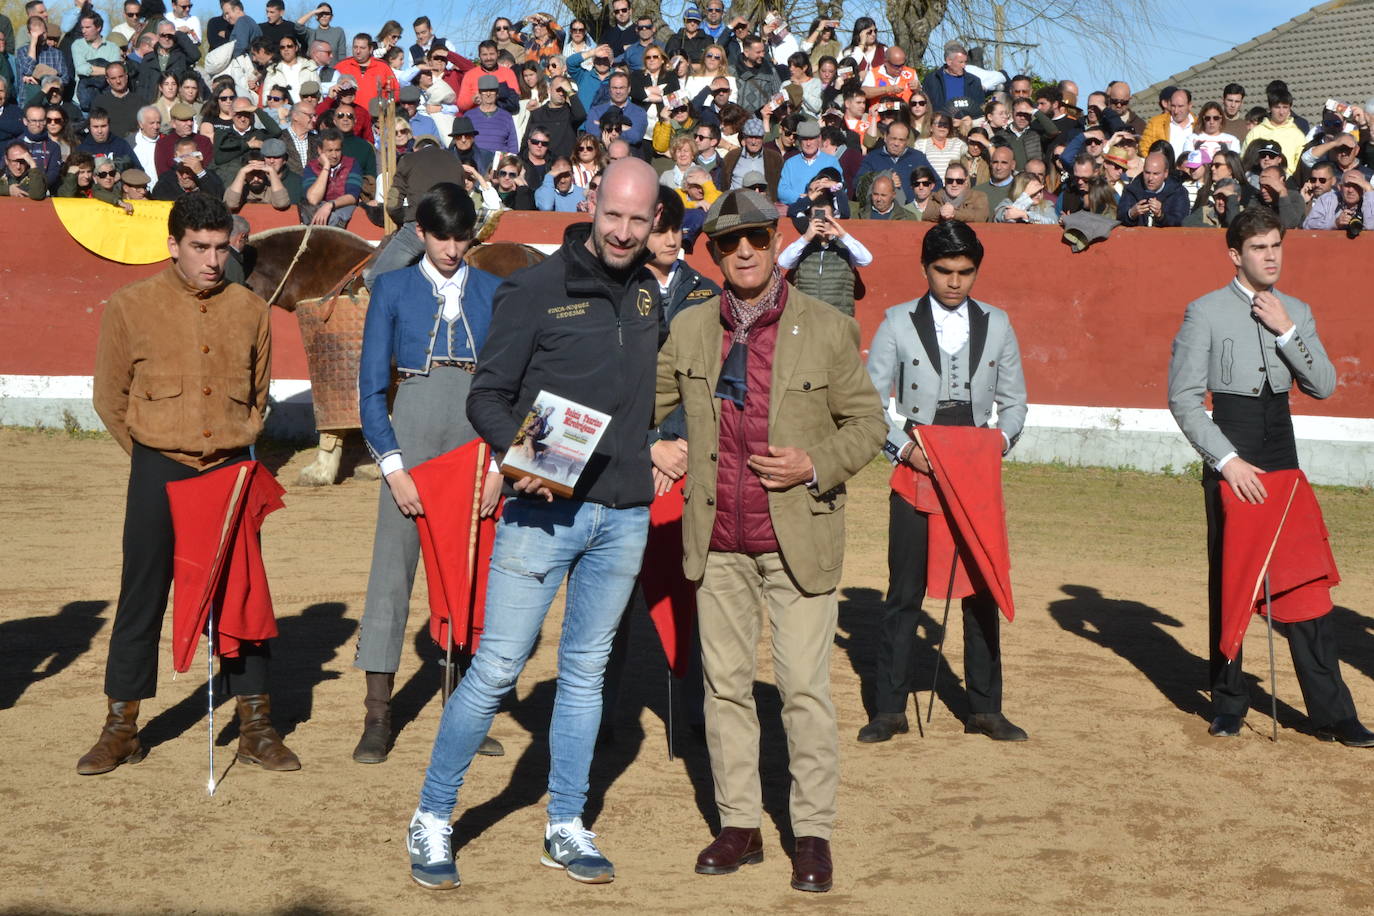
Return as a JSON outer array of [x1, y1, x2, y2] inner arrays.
[[0, 201, 1369, 420]]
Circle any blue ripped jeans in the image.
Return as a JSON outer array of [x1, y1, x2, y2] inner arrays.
[[416, 498, 649, 823]]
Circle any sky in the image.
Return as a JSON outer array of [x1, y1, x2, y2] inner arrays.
[[270, 0, 1301, 98]]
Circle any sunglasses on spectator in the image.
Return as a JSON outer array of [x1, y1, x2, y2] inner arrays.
[[498, 169, 519, 177], [747, 183, 767, 191], [945, 176, 967, 184], [695, 133, 713, 140], [1202, 115, 1222, 122], [913, 179, 933, 187], [1107, 98, 1129, 107], [911, 100, 928, 107], [713, 226, 774, 254], [233, 111, 253, 118], [267, 95, 284, 102], [495, 25, 509, 32], [613, 5, 629, 12], [570, 26, 586, 32], [1085, 136, 1103, 145], [529, 138, 549, 146], [637, 23, 655, 29], [705, 52, 722, 59], [645, 53, 663, 60], [95, 169, 118, 177], [47, 116, 64, 123], [218, 93, 235, 101], [1013, 109, 1032, 118], [335, 112, 354, 119]]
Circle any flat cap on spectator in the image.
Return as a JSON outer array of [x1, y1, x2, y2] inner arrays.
[[261, 137, 287, 157], [684, 4, 703, 21], [170, 102, 198, 120], [477, 74, 500, 91], [795, 119, 820, 139], [702, 188, 778, 237], [740, 170, 767, 188], [449, 116, 477, 136], [32, 63, 59, 81], [299, 80, 321, 96], [398, 85, 421, 103], [107, 32, 128, 48], [120, 168, 150, 186], [1183, 148, 1211, 168], [1104, 146, 1130, 168], [45, 21, 60, 38], [742, 118, 765, 137], [1252, 140, 1282, 158]]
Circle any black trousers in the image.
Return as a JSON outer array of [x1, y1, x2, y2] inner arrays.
[[104, 443, 269, 701], [1203, 471, 1355, 726], [874, 491, 1002, 716]]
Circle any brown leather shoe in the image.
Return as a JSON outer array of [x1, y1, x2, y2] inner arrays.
[[695, 827, 764, 875], [352, 672, 394, 764], [76, 698, 146, 775], [791, 836, 832, 892], [235, 694, 301, 771]]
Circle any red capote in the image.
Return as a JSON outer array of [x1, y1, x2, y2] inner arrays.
[[641, 477, 697, 678], [409, 439, 497, 653], [890, 426, 1014, 621], [168, 461, 285, 672], [1218, 469, 1339, 660]]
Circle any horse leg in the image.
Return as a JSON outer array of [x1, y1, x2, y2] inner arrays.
[[296, 431, 344, 486]]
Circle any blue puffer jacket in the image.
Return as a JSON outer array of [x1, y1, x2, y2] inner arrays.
[[359, 261, 503, 462]]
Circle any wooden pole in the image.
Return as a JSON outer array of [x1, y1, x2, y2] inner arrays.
[[381, 85, 397, 235]]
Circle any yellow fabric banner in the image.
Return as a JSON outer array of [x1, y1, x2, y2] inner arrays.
[[51, 198, 173, 264]]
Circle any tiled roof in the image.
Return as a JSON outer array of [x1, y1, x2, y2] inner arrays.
[[1133, 0, 1374, 123]]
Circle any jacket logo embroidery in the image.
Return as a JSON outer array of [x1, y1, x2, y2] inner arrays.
[[636, 288, 654, 317], [550, 302, 589, 319]]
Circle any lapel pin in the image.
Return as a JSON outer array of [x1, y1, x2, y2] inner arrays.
[[791, 325, 799, 335]]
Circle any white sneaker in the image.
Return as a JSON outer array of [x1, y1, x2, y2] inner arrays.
[[541, 817, 615, 884], [407, 808, 459, 889]]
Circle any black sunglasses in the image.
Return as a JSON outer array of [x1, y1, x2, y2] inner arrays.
[[498, 169, 519, 177], [714, 226, 774, 254], [95, 169, 118, 177]]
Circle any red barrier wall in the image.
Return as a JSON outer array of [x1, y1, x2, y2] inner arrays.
[[1, 202, 1370, 419]]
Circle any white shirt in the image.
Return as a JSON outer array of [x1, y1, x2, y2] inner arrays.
[[777, 231, 874, 270], [1167, 117, 1192, 155], [1213, 278, 1295, 472], [380, 258, 472, 477], [931, 298, 969, 356], [166, 12, 202, 42], [132, 131, 160, 189]]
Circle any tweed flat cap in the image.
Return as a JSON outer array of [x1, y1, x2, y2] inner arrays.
[[702, 188, 778, 237]]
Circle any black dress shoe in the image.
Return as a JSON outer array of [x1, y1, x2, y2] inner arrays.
[[857, 713, 909, 743], [791, 836, 832, 893], [1315, 717, 1374, 747], [964, 712, 1028, 741], [1208, 714, 1244, 737], [695, 827, 763, 875]]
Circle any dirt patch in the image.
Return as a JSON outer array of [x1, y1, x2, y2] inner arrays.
[[2, 429, 1372, 914]]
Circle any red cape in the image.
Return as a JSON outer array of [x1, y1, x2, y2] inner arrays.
[[168, 461, 285, 672], [891, 426, 1014, 621], [409, 440, 497, 653], [641, 478, 697, 678], [1218, 469, 1339, 660]]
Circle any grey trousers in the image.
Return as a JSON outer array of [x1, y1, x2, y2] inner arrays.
[[364, 220, 425, 288], [354, 366, 478, 673]]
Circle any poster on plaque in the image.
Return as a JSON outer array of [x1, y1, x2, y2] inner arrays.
[[500, 391, 611, 497]]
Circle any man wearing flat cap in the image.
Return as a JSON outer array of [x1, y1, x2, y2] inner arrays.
[[776, 118, 840, 206], [447, 115, 493, 176], [655, 189, 886, 894]]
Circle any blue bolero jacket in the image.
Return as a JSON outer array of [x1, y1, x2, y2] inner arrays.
[[359, 261, 504, 462]]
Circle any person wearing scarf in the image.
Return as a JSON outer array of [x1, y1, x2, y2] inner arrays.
[[655, 188, 886, 894]]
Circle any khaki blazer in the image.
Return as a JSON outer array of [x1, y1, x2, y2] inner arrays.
[[655, 285, 886, 594]]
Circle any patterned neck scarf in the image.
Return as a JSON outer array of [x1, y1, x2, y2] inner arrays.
[[722, 265, 784, 344]]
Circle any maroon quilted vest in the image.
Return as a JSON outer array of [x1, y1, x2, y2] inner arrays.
[[709, 289, 787, 554]]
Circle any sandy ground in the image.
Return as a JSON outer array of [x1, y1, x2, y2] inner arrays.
[[2, 427, 1373, 915]]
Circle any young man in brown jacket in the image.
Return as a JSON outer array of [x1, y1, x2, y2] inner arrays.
[[80, 193, 299, 776]]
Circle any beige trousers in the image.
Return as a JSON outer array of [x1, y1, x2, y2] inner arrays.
[[697, 550, 839, 840]]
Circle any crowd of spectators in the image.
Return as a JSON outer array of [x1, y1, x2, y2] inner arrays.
[[2, 0, 1372, 244]]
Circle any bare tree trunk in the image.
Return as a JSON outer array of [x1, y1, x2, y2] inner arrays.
[[885, 0, 947, 60]]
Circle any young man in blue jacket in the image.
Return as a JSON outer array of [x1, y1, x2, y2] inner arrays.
[[353, 182, 505, 765]]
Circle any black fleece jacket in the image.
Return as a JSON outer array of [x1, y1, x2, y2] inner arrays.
[[468, 221, 660, 508]]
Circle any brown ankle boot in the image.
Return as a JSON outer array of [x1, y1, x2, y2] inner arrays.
[[235, 694, 301, 771], [77, 698, 146, 775], [352, 671, 394, 764]]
